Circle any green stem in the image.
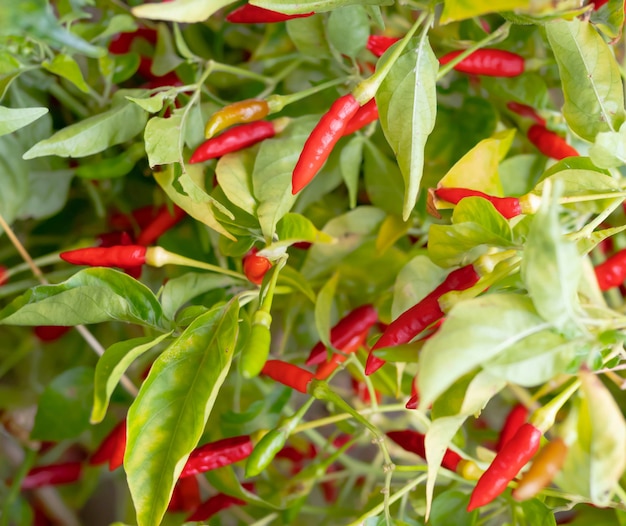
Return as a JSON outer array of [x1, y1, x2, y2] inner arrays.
[[146, 247, 246, 280], [292, 403, 406, 434], [5, 252, 63, 279], [352, 11, 430, 104], [266, 77, 346, 113], [345, 474, 427, 526], [47, 81, 90, 119], [1, 447, 37, 526], [210, 61, 272, 85], [530, 379, 581, 433], [559, 191, 626, 204], [436, 21, 513, 81]]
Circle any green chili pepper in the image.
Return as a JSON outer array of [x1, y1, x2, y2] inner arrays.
[[239, 310, 272, 379]]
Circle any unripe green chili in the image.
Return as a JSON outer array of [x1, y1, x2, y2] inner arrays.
[[204, 99, 270, 138], [239, 310, 273, 379]]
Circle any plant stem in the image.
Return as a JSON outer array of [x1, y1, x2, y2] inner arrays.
[[147, 247, 246, 280], [1, 447, 37, 526], [292, 403, 406, 434]]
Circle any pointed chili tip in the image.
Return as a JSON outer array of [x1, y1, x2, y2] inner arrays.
[[364, 353, 385, 375], [405, 393, 419, 410]]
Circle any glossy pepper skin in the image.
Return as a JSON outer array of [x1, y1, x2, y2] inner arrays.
[[365, 265, 480, 375], [341, 99, 379, 136], [60, 245, 147, 269], [168, 477, 201, 512], [366, 35, 401, 57], [226, 4, 314, 23], [292, 93, 361, 194], [439, 49, 525, 77], [204, 99, 270, 138], [189, 121, 277, 163], [512, 437, 568, 501], [179, 435, 253, 477], [506, 102, 546, 126], [21, 462, 83, 490], [467, 423, 542, 511], [261, 360, 313, 393], [306, 304, 378, 366], [387, 430, 461, 472], [243, 249, 272, 285], [89, 419, 127, 471], [0, 265, 7, 286], [313, 331, 369, 380], [239, 309, 273, 378], [595, 248, 626, 290], [435, 187, 522, 219], [34, 326, 72, 342], [136, 205, 186, 246], [527, 124, 579, 160], [496, 403, 529, 452]]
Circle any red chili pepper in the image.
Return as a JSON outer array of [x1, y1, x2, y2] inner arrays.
[[590, 0, 608, 8], [365, 265, 480, 375], [90, 419, 127, 471], [306, 304, 378, 366], [439, 49, 525, 77], [351, 377, 381, 404], [434, 187, 522, 219], [186, 483, 254, 522], [189, 121, 278, 163], [366, 35, 401, 57], [506, 102, 546, 126], [387, 430, 461, 472], [136, 205, 186, 246], [109, 205, 161, 231], [21, 462, 83, 490], [261, 360, 314, 393], [179, 435, 253, 478], [496, 403, 529, 452], [243, 249, 272, 285], [60, 245, 147, 269], [168, 476, 201, 512], [594, 247, 626, 290], [33, 326, 72, 342], [292, 93, 361, 194], [108, 28, 159, 79], [467, 423, 542, 511], [0, 265, 7, 286], [527, 124, 579, 160], [512, 437, 568, 501], [226, 4, 314, 23], [341, 99, 379, 136], [314, 331, 368, 380]]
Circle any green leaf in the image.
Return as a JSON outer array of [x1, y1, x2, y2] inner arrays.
[[521, 186, 582, 334], [0, 268, 168, 330], [154, 163, 235, 240], [31, 367, 94, 441], [253, 117, 316, 239], [251, 0, 393, 14], [0, 106, 48, 136], [152, 23, 183, 77], [591, 0, 625, 39], [340, 136, 364, 209], [546, 19, 625, 142], [589, 122, 626, 169], [315, 272, 339, 351], [19, 169, 74, 220], [126, 92, 167, 113], [363, 140, 405, 216], [391, 255, 448, 318], [144, 114, 182, 167], [377, 35, 438, 220], [161, 272, 240, 320], [286, 16, 332, 57], [131, 0, 237, 22], [579, 370, 626, 506], [271, 213, 334, 249], [327, 5, 369, 58], [216, 149, 257, 215], [126, 301, 239, 526], [91, 333, 173, 424], [517, 500, 557, 526], [23, 100, 147, 159], [0, 134, 29, 231], [440, 0, 530, 24], [417, 294, 547, 409], [430, 490, 477, 526], [42, 54, 89, 93]]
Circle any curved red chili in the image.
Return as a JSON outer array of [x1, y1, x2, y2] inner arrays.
[[506, 102, 546, 126], [226, 4, 314, 23], [467, 423, 542, 511], [341, 99, 379, 136], [136, 205, 186, 246], [261, 360, 313, 393], [313, 331, 369, 380], [366, 35, 401, 58], [0, 265, 8, 286], [189, 121, 277, 163], [179, 435, 253, 478], [186, 483, 254, 521], [527, 124, 579, 160], [306, 304, 378, 366], [60, 245, 147, 269], [292, 93, 361, 194], [21, 462, 83, 490], [90, 419, 127, 471], [365, 265, 480, 375], [434, 187, 522, 219], [496, 403, 529, 452], [33, 326, 72, 342], [387, 430, 461, 472], [594, 247, 626, 290], [439, 49, 525, 77], [168, 476, 201, 512]]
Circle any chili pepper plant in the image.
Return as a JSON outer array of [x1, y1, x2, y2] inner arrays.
[[2, 1, 626, 525]]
